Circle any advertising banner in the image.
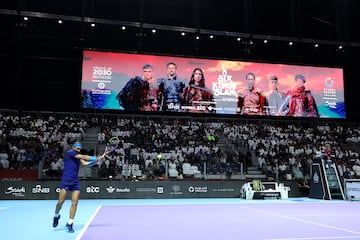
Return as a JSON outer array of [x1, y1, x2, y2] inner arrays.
[[0, 180, 300, 200], [81, 50, 345, 119]]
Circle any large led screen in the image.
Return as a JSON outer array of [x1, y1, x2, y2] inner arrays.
[[81, 50, 346, 119]]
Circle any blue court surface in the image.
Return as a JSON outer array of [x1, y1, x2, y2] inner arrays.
[[1, 198, 360, 240]]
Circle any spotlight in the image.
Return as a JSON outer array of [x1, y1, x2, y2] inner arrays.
[[336, 45, 345, 53], [314, 43, 319, 48], [263, 39, 268, 44], [181, 32, 186, 36], [195, 35, 200, 40], [90, 23, 96, 27], [121, 26, 126, 30], [151, 29, 156, 33], [23, 16, 29, 21], [58, 20, 63, 24], [236, 37, 241, 42], [209, 35, 214, 39], [289, 41, 293, 46]]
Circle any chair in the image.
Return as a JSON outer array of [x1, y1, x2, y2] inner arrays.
[[131, 164, 142, 177], [169, 168, 179, 178], [191, 165, 201, 178], [182, 163, 193, 176]]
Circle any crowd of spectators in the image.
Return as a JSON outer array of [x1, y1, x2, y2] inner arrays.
[[1, 110, 360, 184], [0, 110, 87, 177], [223, 121, 360, 181]]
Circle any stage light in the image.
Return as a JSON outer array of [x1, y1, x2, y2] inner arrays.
[[58, 20, 63, 24], [121, 26, 126, 30], [195, 35, 200, 40], [181, 32, 186, 36], [336, 45, 345, 53], [90, 23, 96, 27], [314, 43, 319, 48], [23, 16, 29, 21], [289, 41, 293, 46], [263, 39, 268, 44], [236, 37, 241, 42], [209, 35, 214, 39], [151, 29, 156, 33]]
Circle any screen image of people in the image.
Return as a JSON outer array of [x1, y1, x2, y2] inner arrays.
[[116, 64, 156, 111], [278, 74, 319, 117], [264, 75, 286, 116], [236, 72, 266, 115], [155, 62, 187, 112], [81, 50, 346, 119], [182, 68, 215, 113]]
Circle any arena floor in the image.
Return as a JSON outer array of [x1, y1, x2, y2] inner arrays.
[[1, 198, 360, 240]]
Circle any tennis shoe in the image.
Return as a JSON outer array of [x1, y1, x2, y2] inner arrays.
[[53, 215, 60, 227], [66, 223, 74, 233]]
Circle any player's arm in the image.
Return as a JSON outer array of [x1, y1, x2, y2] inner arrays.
[[80, 159, 90, 166], [76, 154, 103, 166], [80, 159, 100, 166], [75, 154, 94, 161]]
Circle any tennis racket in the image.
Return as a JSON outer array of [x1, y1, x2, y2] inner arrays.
[[100, 136, 120, 158]]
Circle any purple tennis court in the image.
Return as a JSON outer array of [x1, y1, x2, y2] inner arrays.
[[1, 198, 360, 240], [76, 199, 360, 240]]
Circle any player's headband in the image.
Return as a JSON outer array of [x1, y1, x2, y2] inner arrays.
[[73, 143, 82, 148]]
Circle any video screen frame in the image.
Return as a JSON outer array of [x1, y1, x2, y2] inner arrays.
[[81, 50, 346, 119]]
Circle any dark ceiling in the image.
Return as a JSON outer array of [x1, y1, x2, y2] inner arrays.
[[0, 0, 360, 120]]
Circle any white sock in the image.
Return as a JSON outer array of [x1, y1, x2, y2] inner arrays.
[[68, 219, 74, 225], [54, 213, 60, 218]]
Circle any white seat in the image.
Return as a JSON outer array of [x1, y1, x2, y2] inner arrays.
[[168, 167, 179, 178], [168, 161, 178, 178], [192, 166, 201, 174], [131, 164, 142, 177], [192, 166, 201, 178], [182, 163, 194, 176]]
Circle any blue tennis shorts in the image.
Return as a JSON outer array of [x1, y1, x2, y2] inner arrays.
[[60, 179, 81, 191]]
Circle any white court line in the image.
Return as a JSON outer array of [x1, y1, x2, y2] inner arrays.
[[289, 213, 360, 217], [239, 205, 360, 239], [267, 236, 360, 240], [75, 205, 102, 240]]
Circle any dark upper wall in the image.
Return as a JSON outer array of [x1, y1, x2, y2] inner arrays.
[[0, 0, 359, 120]]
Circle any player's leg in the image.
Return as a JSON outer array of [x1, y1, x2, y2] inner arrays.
[[53, 188, 67, 227], [69, 190, 80, 220], [55, 188, 67, 213], [66, 190, 80, 233]]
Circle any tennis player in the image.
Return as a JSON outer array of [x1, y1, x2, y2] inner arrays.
[[52, 142, 102, 233]]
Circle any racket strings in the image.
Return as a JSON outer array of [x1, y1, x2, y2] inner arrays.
[[106, 137, 120, 153]]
